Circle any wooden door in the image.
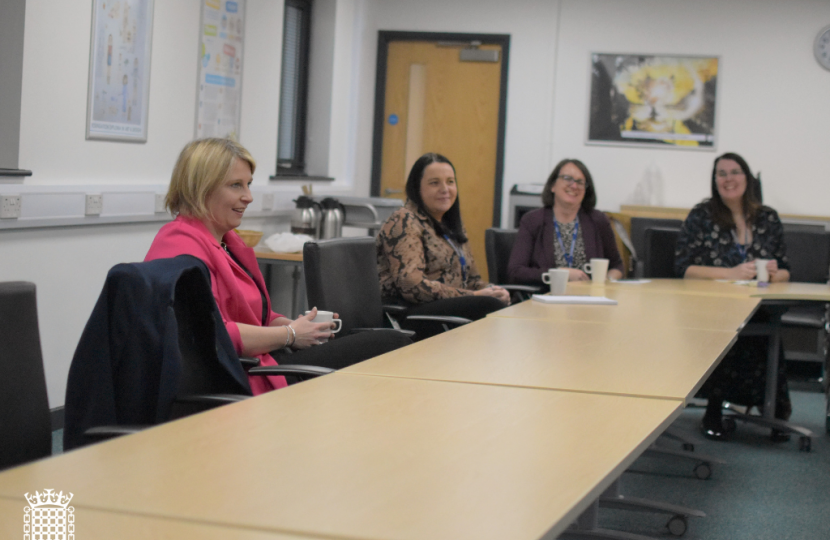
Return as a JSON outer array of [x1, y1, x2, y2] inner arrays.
[[374, 39, 505, 281]]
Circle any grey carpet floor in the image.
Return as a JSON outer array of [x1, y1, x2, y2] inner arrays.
[[601, 390, 830, 539]]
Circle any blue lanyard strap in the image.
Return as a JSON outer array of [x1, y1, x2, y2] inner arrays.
[[553, 219, 579, 268], [443, 235, 468, 285], [731, 227, 749, 262]]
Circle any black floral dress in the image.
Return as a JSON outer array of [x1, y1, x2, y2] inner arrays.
[[675, 202, 791, 411]]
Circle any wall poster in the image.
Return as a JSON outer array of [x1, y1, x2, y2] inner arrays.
[[587, 54, 719, 150], [86, 0, 155, 142], [195, 0, 246, 139]]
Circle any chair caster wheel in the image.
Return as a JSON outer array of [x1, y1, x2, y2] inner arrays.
[[799, 436, 812, 452], [722, 416, 737, 433], [694, 462, 712, 480], [667, 514, 688, 536], [682, 442, 695, 452]]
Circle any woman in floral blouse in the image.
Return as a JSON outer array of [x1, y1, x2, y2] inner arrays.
[[675, 152, 791, 441], [376, 153, 509, 336]]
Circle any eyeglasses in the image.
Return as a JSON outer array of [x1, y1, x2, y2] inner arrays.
[[557, 175, 587, 188], [716, 169, 745, 179]]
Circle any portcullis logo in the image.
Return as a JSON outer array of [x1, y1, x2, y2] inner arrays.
[[24, 489, 74, 540]]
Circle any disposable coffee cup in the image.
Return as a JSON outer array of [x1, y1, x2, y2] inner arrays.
[[542, 268, 570, 295], [304, 310, 342, 333], [755, 259, 770, 283], [582, 258, 609, 284]]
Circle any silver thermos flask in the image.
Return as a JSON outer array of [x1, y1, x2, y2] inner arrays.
[[319, 197, 346, 239], [291, 196, 322, 238]]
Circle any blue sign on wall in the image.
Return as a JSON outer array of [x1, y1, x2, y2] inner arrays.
[[388, 114, 399, 125]]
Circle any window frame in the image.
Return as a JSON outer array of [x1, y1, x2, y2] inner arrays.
[[275, 0, 312, 177]]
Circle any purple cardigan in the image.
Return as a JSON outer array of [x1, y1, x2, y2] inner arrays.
[[507, 207, 624, 285]]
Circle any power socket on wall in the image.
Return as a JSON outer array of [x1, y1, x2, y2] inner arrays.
[[261, 193, 275, 211], [85, 194, 103, 216], [0, 195, 22, 219], [155, 193, 166, 213]]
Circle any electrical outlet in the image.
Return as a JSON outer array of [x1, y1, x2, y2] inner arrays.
[[0, 195, 22, 219], [85, 194, 103, 216], [155, 193, 167, 213], [261, 193, 275, 211]]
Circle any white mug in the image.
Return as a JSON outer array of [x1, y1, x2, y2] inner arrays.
[[542, 268, 570, 295], [582, 258, 609, 284], [754, 259, 770, 283], [304, 310, 342, 333]]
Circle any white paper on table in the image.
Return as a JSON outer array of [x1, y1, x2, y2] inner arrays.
[[610, 279, 651, 284], [531, 294, 618, 305]]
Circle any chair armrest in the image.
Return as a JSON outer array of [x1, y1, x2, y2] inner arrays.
[[498, 284, 542, 293], [239, 356, 260, 367], [175, 393, 250, 406], [351, 327, 416, 338], [382, 304, 408, 315], [248, 364, 335, 380], [83, 425, 145, 441], [406, 315, 472, 326]]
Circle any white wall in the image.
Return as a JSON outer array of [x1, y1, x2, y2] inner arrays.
[[360, 0, 830, 218], [551, 0, 830, 215]]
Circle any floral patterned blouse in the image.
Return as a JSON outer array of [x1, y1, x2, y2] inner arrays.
[[674, 201, 789, 277], [376, 200, 487, 304]]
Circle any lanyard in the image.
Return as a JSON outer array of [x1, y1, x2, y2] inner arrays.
[[553, 219, 579, 268], [731, 226, 749, 262], [443, 235, 467, 285]]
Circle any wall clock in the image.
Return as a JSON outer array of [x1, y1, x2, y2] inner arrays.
[[814, 25, 830, 70]]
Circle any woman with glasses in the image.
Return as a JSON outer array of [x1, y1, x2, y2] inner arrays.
[[675, 152, 791, 441], [507, 158, 623, 284], [376, 153, 510, 335]]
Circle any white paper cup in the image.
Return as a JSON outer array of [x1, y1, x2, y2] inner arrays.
[[755, 259, 770, 283], [541, 268, 570, 295], [582, 258, 609, 284], [304, 310, 342, 333]]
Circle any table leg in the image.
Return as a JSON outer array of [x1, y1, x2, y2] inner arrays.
[[763, 313, 781, 421]]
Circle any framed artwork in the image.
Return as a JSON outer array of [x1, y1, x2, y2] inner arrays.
[[194, 0, 246, 139], [587, 53, 719, 150], [86, 0, 155, 142]]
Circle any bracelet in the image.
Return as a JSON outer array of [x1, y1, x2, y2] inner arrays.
[[283, 326, 292, 348], [287, 324, 296, 347]]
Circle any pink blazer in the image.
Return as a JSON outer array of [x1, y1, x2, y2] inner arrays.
[[145, 215, 287, 394]]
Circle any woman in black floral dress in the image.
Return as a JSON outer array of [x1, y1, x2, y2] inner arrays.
[[675, 152, 791, 441]]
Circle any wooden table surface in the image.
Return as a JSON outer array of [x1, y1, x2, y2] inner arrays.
[[345, 316, 736, 401], [254, 250, 303, 262], [491, 286, 761, 333], [0, 373, 681, 540], [0, 496, 317, 540]]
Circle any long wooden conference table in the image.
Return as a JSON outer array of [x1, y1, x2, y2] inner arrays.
[[0, 279, 826, 539]]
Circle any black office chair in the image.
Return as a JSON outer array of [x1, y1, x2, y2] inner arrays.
[[0, 282, 52, 471], [631, 218, 683, 277], [303, 237, 469, 338], [779, 229, 830, 379], [483, 228, 541, 301], [642, 227, 681, 278], [64, 256, 330, 450]]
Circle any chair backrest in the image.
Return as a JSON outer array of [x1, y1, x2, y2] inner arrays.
[[63, 256, 250, 450], [782, 229, 830, 283], [643, 227, 681, 278], [630, 217, 683, 264], [304, 237, 384, 334], [0, 282, 52, 471], [485, 228, 518, 284]]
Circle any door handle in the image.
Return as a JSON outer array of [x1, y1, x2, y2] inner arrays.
[[384, 188, 403, 195]]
